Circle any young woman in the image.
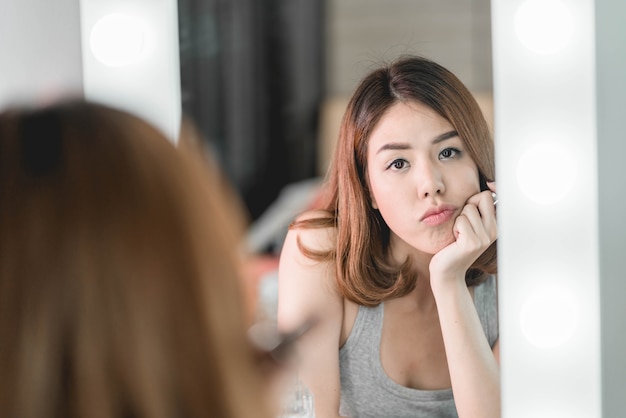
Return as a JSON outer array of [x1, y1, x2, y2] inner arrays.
[[277, 56, 499, 418], [0, 101, 278, 418]]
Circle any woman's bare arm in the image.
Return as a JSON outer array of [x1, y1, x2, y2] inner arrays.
[[277, 212, 345, 418], [431, 279, 500, 418]]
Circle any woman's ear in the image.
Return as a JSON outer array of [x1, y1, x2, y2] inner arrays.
[[371, 196, 378, 209]]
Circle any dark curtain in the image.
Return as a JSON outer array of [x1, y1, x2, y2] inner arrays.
[[178, 0, 325, 221]]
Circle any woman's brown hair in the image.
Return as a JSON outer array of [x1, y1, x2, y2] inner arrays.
[[295, 55, 497, 307], [0, 101, 274, 418]]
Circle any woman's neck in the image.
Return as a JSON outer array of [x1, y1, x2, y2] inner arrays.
[[387, 234, 434, 278], [386, 237, 438, 311]]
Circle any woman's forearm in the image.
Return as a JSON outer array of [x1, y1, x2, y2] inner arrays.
[[432, 278, 501, 418]]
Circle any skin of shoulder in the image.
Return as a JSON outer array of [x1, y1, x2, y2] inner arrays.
[[277, 209, 345, 417], [277, 209, 340, 331]]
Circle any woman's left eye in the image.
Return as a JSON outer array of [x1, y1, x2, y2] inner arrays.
[[439, 148, 461, 160], [386, 158, 409, 170]]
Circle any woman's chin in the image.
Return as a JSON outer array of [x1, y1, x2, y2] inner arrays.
[[389, 230, 456, 258], [429, 235, 456, 254]]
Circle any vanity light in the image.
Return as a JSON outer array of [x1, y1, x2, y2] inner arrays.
[[89, 14, 145, 67], [516, 142, 578, 205], [79, 0, 181, 142], [514, 0, 574, 55], [519, 283, 581, 349]]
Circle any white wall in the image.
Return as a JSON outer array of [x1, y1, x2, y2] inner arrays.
[[319, 0, 493, 174], [0, 0, 83, 109], [324, 0, 493, 97]]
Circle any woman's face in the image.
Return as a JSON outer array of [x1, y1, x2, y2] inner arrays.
[[366, 100, 480, 258]]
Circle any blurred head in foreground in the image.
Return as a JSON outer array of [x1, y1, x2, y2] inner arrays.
[[0, 101, 274, 418]]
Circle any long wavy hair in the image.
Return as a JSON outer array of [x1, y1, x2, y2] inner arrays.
[[0, 101, 274, 418], [294, 55, 497, 307]]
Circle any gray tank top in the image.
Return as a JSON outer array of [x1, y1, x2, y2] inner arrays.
[[338, 275, 498, 418]]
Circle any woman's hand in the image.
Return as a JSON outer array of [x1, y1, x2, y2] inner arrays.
[[429, 182, 497, 286]]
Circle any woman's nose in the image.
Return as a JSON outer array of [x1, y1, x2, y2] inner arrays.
[[416, 162, 444, 198]]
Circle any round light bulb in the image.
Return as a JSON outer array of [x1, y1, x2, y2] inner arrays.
[[516, 143, 578, 205], [520, 285, 580, 349], [514, 0, 574, 55], [90, 14, 145, 67]]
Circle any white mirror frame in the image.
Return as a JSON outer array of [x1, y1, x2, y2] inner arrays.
[[79, 0, 181, 142]]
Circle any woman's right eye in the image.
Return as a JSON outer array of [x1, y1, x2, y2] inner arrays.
[[386, 159, 409, 170]]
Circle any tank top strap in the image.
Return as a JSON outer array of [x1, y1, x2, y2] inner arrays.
[[340, 302, 384, 356]]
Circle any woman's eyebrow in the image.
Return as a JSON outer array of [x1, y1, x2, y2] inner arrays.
[[376, 142, 411, 154], [376, 130, 459, 154], [432, 130, 459, 144]]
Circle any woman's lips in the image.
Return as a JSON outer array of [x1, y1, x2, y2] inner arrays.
[[420, 208, 456, 226]]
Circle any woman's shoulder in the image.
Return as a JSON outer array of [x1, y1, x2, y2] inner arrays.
[[288, 209, 337, 254], [277, 209, 342, 332]]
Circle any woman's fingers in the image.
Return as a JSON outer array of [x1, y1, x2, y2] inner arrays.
[[465, 191, 496, 223], [457, 204, 492, 246], [457, 191, 497, 246], [487, 181, 498, 207]]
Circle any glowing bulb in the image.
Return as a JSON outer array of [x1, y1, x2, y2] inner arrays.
[[514, 0, 574, 54], [90, 14, 145, 67], [516, 143, 577, 205], [520, 285, 580, 349]]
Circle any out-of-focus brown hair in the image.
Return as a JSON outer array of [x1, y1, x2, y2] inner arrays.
[[0, 101, 273, 418], [294, 55, 497, 307]]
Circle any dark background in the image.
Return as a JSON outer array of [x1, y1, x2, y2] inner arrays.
[[177, 0, 325, 222]]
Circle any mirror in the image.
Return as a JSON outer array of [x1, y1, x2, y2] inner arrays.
[[177, 0, 494, 222]]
